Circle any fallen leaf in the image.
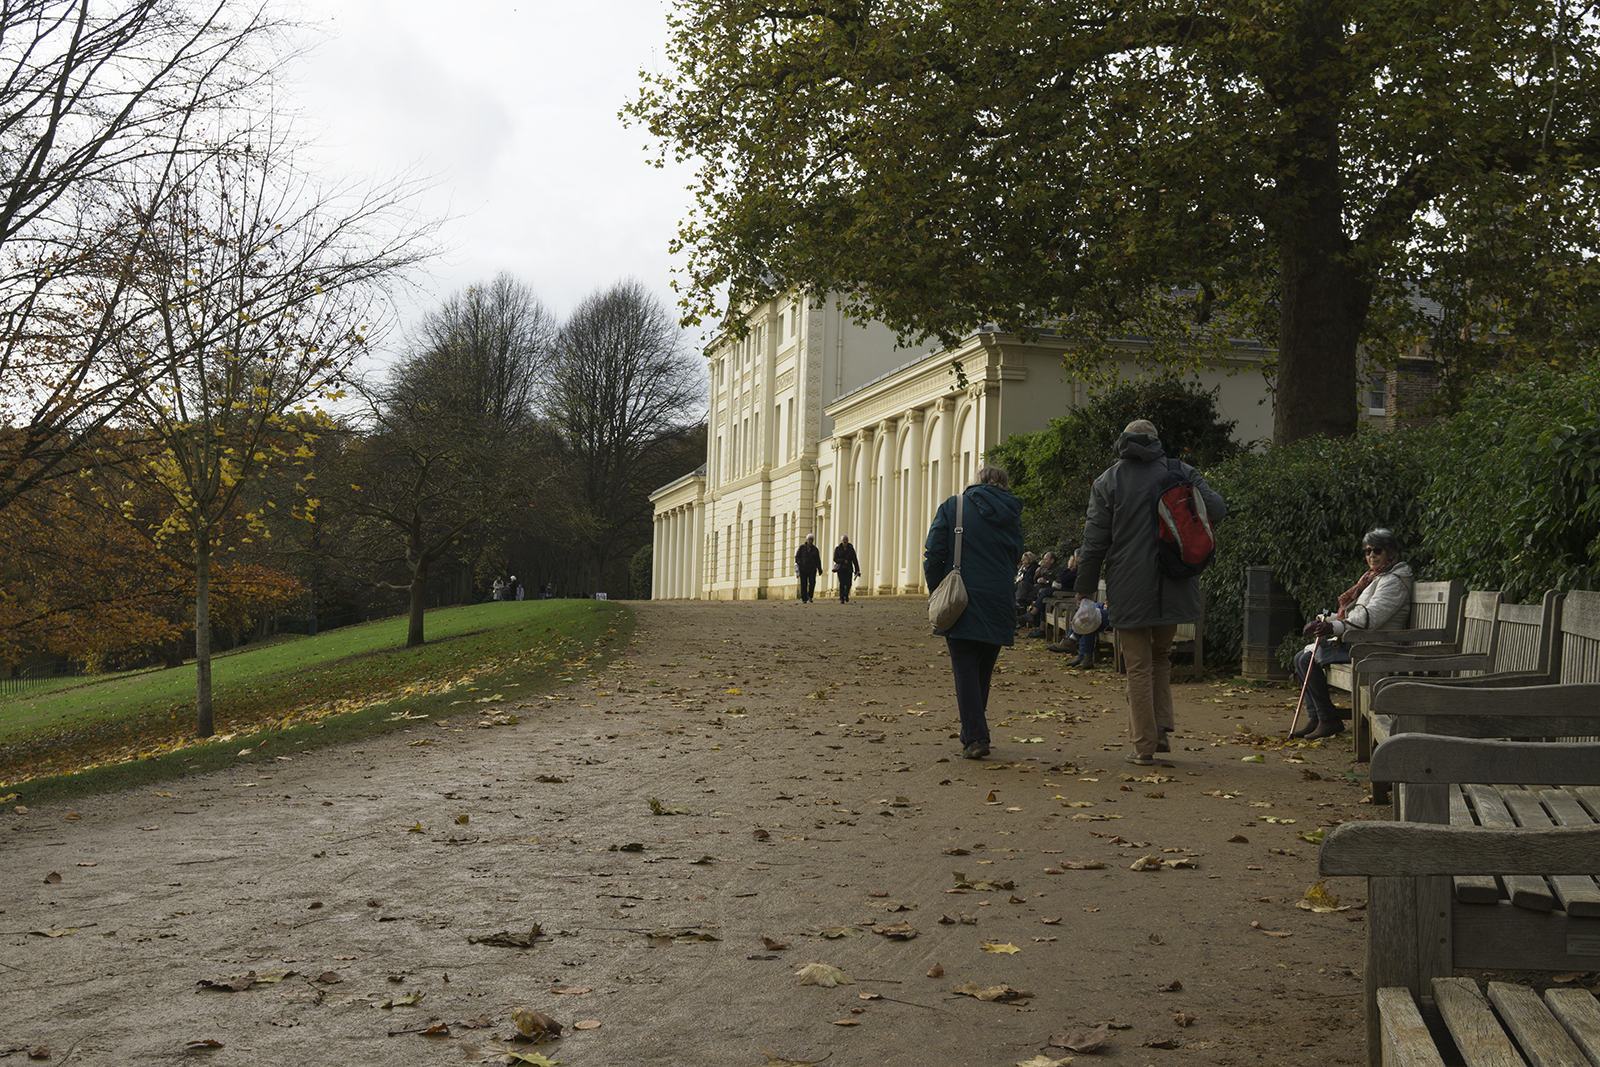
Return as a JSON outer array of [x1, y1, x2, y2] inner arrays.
[[830, 1019, 860, 1026], [1297, 881, 1351, 913], [375, 991, 424, 1008], [871, 921, 918, 940], [469, 927, 543, 947], [184, 1039, 224, 1049], [819, 926, 862, 939], [649, 797, 688, 815], [549, 987, 592, 996], [1227, 834, 1249, 843], [1016, 1057, 1073, 1067], [316, 971, 343, 984], [858, 992, 882, 1001], [418, 1023, 450, 1035], [1158, 979, 1184, 992], [795, 962, 853, 987], [406, 822, 424, 833], [499, 1051, 562, 1066], [1129, 855, 1163, 871], [980, 942, 1020, 954], [573, 1020, 602, 1030], [753, 828, 771, 840], [952, 981, 1032, 1002], [1041, 916, 1062, 925], [1300, 828, 1327, 844], [761, 936, 790, 950], [1174, 1012, 1197, 1027], [512, 1007, 563, 1039], [43, 872, 61, 884], [535, 775, 566, 783], [197, 972, 256, 992], [1250, 921, 1292, 937], [1144, 1038, 1178, 1049], [1050, 1024, 1110, 1051], [926, 963, 944, 978], [456, 814, 470, 825]]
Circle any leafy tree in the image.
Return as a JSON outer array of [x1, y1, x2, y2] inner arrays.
[[548, 281, 706, 592], [0, 0, 277, 513], [629, 0, 1600, 444], [106, 136, 433, 736], [989, 378, 1242, 552], [629, 543, 653, 600], [332, 276, 557, 646]]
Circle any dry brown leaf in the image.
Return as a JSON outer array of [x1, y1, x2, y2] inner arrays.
[[831, 1019, 860, 1026], [375, 991, 424, 1008], [952, 981, 1032, 1002], [550, 987, 592, 996], [871, 921, 917, 940], [1049, 1024, 1110, 1052], [470, 927, 544, 947], [1158, 979, 1183, 992], [761, 936, 791, 950], [926, 963, 944, 978], [573, 1020, 602, 1030], [1250, 921, 1292, 937], [43, 872, 60, 884], [184, 1039, 224, 1049], [1174, 1012, 1197, 1027], [197, 972, 256, 992], [1016, 1056, 1073, 1067], [795, 962, 853, 987], [512, 1007, 563, 1040]]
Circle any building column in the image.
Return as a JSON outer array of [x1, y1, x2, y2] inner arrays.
[[873, 418, 895, 595], [903, 408, 925, 593]]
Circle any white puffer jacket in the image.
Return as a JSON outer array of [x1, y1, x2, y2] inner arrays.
[[1330, 562, 1414, 637]]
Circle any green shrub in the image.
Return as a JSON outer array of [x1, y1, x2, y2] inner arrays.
[[1421, 357, 1600, 599], [1202, 429, 1436, 669], [989, 376, 1243, 553], [629, 543, 653, 600]]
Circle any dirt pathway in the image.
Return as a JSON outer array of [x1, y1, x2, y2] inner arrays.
[[2, 597, 1374, 1066]]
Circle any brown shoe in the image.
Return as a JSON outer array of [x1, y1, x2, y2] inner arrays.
[[1304, 721, 1343, 741]]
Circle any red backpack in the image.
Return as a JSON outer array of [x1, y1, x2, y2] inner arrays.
[[1155, 459, 1216, 579]]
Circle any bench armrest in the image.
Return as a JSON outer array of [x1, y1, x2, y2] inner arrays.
[[1319, 820, 1600, 877], [1369, 680, 1600, 718], [1354, 652, 1490, 676]]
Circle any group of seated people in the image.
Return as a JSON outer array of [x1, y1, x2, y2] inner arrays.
[[1015, 549, 1106, 668]]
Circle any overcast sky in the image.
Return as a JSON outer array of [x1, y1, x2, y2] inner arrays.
[[285, 0, 699, 363]]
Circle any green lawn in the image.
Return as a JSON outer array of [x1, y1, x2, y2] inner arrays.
[[0, 599, 632, 802]]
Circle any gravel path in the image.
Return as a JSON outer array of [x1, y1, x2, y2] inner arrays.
[[2, 597, 1373, 1066]]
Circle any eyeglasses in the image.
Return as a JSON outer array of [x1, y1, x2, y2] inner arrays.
[[1363, 548, 1384, 556]]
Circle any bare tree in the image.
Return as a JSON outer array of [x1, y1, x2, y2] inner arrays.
[[0, 0, 279, 513], [333, 277, 557, 647], [549, 280, 704, 590], [105, 127, 435, 737]]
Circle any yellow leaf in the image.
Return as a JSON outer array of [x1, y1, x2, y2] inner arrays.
[[981, 941, 1020, 954], [456, 814, 469, 825]]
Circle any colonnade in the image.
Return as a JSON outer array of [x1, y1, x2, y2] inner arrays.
[[650, 500, 703, 600]]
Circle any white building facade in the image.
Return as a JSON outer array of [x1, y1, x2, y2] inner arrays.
[[651, 294, 1274, 600]]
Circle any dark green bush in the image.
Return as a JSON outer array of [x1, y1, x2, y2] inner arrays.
[[629, 543, 653, 600], [1421, 358, 1600, 599], [1202, 429, 1436, 669], [989, 377, 1243, 553]]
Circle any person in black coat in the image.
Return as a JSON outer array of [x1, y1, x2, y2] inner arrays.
[[833, 536, 861, 603], [924, 466, 1027, 761], [794, 535, 823, 603]]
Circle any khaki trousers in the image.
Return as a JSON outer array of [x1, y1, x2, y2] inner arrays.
[[1119, 625, 1177, 757]]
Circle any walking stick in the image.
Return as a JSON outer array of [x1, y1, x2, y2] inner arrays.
[[1289, 633, 1322, 737]]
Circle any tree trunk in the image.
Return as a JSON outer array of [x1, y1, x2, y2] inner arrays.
[[1272, 7, 1371, 447], [194, 531, 214, 737], [407, 557, 428, 648]]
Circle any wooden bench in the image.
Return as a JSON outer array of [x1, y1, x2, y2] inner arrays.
[[1043, 584, 1204, 679], [1319, 734, 1600, 1067], [1323, 579, 1464, 759], [1363, 591, 1563, 759]]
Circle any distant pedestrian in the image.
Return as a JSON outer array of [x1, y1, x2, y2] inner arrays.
[[924, 466, 1026, 761], [543, 582, 554, 600], [794, 535, 823, 603], [833, 535, 861, 603], [1074, 419, 1226, 765], [506, 575, 521, 602], [492, 577, 505, 602]]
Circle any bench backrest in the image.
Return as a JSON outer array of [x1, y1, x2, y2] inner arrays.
[[1491, 590, 1562, 676], [1408, 580, 1463, 642], [1456, 590, 1502, 671], [1557, 589, 1600, 685]]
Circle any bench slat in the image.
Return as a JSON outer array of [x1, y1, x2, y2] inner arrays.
[[1543, 989, 1600, 1067], [1378, 987, 1450, 1067], [1487, 981, 1592, 1067], [1537, 789, 1600, 918], [1452, 785, 1504, 903], [1434, 977, 1526, 1067], [1469, 784, 1556, 911]]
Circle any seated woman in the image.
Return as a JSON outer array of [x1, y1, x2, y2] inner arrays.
[[1291, 528, 1415, 740], [1015, 551, 1039, 614]]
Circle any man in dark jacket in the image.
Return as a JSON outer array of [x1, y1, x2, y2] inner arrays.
[[794, 535, 823, 603], [1074, 420, 1226, 765]]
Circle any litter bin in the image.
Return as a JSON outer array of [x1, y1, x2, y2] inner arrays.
[[1241, 566, 1297, 680]]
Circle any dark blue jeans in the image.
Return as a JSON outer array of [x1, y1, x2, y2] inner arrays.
[[1292, 644, 1352, 724], [947, 637, 1001, 745]]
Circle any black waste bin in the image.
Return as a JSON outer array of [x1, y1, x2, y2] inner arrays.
[[1241, 566, 1297, 680]]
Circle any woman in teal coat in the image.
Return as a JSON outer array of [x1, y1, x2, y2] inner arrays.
[[924, 466, 1027, 760]]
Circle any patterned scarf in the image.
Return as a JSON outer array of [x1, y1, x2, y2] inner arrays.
[[1336, 561, 1393, 620]]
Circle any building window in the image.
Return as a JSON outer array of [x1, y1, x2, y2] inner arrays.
[[1367, 372, 1387, 415]]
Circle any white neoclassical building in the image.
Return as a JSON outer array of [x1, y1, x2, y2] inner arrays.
[[650, 293, 1274, 601]]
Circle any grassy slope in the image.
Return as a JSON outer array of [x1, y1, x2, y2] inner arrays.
[[0, 599, 632, 804]]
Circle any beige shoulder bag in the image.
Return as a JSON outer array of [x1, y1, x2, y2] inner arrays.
[[928, 492, 969, 630]]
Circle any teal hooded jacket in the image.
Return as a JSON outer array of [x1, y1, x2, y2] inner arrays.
[[924, 482, 1027, 646]]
